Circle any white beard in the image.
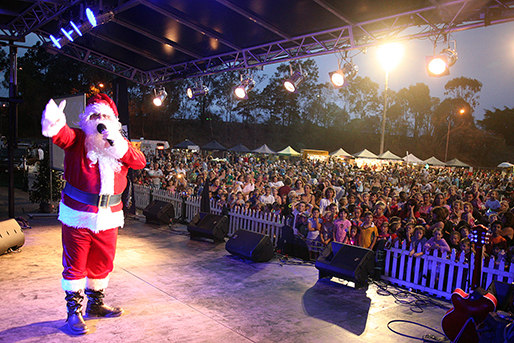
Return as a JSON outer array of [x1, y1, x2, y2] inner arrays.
[[80, 117, 122, 195]]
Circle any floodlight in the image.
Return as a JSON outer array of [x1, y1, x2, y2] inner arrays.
[[284, 70, 306, 93], [426, 48, 457, 77], [60, 28, 74, 42], [186, 84, 209, 99], [86, 8, 97, 27], [153, 87, 167, 106], [329, 62, 358, 89], [70, 21, 83, 36], [234, 77, 255, 99], [49, 35, 62, 49]]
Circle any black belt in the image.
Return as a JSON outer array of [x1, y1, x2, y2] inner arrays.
[[63, 183, 122, 208]]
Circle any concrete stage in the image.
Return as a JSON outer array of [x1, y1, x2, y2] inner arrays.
[[0, 214, 451, 343]]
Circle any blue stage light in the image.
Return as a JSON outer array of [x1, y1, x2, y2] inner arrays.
[[86, 8, 97, 27], [49, 35, 62, 49], [60, 28, 74, 42], [70, 21, 83, 36]]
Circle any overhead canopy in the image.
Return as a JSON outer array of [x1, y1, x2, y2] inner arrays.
[[423, 156, 446, 166], [330, 148, 352, 158], [201, 140, 227, 151], [228, 143, 251, 153], [4, 1, 514, 84], [403, 153, 424, 164], [252, 144, 276, 154], [378, 151, 403, 160], [353, 149, 378, 159], [446, 158, 470, 168], [277, 146, 300, 156], [498, 162, 514, 168], [173, 139, 199, 150]]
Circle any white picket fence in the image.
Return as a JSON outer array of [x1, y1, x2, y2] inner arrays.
[[133, 185, 285, 245], [382, 239, 514, 300]]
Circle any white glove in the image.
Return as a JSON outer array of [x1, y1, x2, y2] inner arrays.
[[102, 122, 128, 159], [42, 99, 66, 137]]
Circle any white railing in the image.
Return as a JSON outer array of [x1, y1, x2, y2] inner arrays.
[[382, 239, 514, 300], [133, 185, 284, 245]]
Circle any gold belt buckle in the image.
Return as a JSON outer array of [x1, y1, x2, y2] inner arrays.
[[98, 194, 111, 208]]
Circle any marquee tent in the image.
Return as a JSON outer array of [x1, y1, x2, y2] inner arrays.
[[498, 162, 514, 168], [330, 148, 352, 158], [353, 149, 378, 159], [446, 158, 471, 168], [403, 153, 424, 164], [201, 141, 227, 151], [277, 146, 300, 156], [253, 144, 276, 154], [228, 143, 251, 153], [173, 139, 199, 150], [423, 156, 446, 166], [378, 151, 402, 160]]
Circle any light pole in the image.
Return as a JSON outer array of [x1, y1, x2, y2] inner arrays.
[[444, 108, 465, 162], [377, 43, 404, 155]]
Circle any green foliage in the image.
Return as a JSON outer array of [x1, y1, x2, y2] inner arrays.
[[29, 149, 64, 204], [478, 107, 514, 146]]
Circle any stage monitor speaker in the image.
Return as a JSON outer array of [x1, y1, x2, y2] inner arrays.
[[0, 219, 25, 255], [187, 213, 229, 242], [276, 225, 310, 261], [487, 280, 514, 312], [143, 200, 175, 224], [225, 229, 274, 262], [315, 242, 375, 289]]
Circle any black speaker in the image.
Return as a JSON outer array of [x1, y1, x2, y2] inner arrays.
[[225, 229, 274, 262], [276, 225, 310, 261], [0, 219, 25, 255], [315, 242, 375, 289], [187, 213, 229, 242], [143, 200, 175, 224], [487, 280, 514, 312]]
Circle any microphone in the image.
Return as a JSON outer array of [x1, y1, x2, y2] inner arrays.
[[97, 123, 113, 146]]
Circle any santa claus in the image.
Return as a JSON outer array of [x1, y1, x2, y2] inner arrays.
[[41, 93, 146, 335]]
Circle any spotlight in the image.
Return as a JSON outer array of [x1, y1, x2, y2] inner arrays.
[[86, 8, 97, 27], [329, 62, 358, 89], [49, 35, 62, 49], [186, 84, 208, 99], [60, 28, 74, 42], [426, 48, 457, 77], [284, 69, 307, 93], [234, 76, 255, 99], [153, 87, 167, 106], [70, 21, 83, 36]]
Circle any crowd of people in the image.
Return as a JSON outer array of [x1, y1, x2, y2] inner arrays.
[[134, 148, 514, 268]]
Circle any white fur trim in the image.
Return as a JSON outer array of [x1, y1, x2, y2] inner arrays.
[[109, 139, 129, 159], [82, 102, 116, 121], [86, 277, 110, 291], [97, 156, 116, 195], [62, 278, 86, 292], [59, 202, 124, 233]]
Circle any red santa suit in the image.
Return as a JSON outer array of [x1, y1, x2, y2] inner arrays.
[[42, 94, 146, 293]]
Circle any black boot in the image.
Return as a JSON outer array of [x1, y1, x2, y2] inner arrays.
[[85, 288, 124, 318], [65, 291, 89, 335]]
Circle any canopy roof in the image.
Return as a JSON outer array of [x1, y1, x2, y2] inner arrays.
[[378, 150, 403, 160], [201, 140, 227, 151], [423, 156, 446, 166], [3, 0, 514, 85], [353, 149, 378, 159], [446, 158, 470, 167], [498, 162, 514, 168], [277, 146, 300, 156], [403, 153, 424, 164], [330, 148, 352, 158], [253, 144, 276, 154], [173, 139, 199, 150], [228, 143, 251, 153]]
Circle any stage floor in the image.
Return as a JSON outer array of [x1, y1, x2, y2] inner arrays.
[[0, 215, 451, 343]]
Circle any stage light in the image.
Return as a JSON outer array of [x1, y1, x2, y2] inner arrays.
[[153, 87, 167, 106], [60, 28, 74, 42], [329, 62, 358, 89], [284, 70, 307, 93], [234, 76, 255, 99], [426, 48, 458, 77], [186, 84, 208, 99], [49, 35, 62, 49], [70, 21, 83, 36], [86, 8, 97, 27]]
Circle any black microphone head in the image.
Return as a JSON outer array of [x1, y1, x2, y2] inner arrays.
[[97, 123, 107, 133]]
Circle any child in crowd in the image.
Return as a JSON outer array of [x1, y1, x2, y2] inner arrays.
[[320, 211, 335, 246], [373, 202, 389, 229], [333, 208, 351, 243], [486, 220, 508, 256], [461, 202, 475, 227], [457, 238, 472, 262], [378, 221, 390, 240], [351, 206, 363, 227], [388, 217, 402, 241], [423, 228, 451, 254], [358, 211, 378, 250], [295, 213, 309, 238], [347, 226, 359, 246], [409, 225, 428, 257], [448, 231, 462, 252]]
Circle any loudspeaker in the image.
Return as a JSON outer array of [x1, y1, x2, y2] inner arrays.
[[187, 213, 229, 242], [487, 280, 514, 312], [315, 242, 375, 289], [143, 200, 175, 224], [276, 225, 310, 261], [225, 229, 274, 262], [0, 219, 25, 255]]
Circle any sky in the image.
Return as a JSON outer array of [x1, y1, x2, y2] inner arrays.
[[2, 20, 513, 121]]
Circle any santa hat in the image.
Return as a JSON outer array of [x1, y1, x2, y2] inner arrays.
[[83, 93, 119, 119]]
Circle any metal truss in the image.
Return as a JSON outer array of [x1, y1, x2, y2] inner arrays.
[[11, 0, 514, 84]]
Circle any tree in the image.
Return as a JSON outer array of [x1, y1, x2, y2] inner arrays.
[[444, 77, 482, 114], [396, 83, 439, 138], [478, 107, 514, 146]]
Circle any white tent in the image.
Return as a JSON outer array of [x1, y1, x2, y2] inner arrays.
[[378, 150, 403, 160], [423, 156, 446, 166], [498, 162, 514, 168], [446, 158, 470, 168], [403, 153, 424, 164], [353, 149, 378, 159], [277, 146, 300, 156], [330, 148, 352, 158]]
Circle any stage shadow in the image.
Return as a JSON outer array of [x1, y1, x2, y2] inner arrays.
[[0, 319, 94, 342], [302, 278, 371, 335]]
